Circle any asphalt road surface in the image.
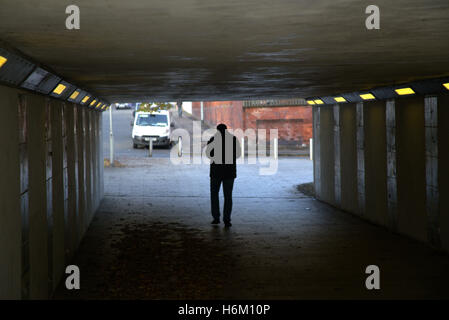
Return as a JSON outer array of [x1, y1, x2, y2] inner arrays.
[[102, 108, 173, 159]]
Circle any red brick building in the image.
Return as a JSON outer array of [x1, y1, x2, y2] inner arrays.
[[191, 99, 313, 146]]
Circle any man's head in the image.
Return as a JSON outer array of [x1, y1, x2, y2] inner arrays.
[[217, 123, 227, 134]]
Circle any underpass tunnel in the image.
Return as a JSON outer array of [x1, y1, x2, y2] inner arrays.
[[1, 0, 449, 300]]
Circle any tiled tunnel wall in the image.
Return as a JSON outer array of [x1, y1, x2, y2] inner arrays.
[[313, 93, 449, 252], [0, 85, 104, 299]]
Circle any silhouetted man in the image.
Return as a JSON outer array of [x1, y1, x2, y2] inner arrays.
[[206, 124, 241, 227]]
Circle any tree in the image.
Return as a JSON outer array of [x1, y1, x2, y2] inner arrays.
[[137, 102, 173, 113]]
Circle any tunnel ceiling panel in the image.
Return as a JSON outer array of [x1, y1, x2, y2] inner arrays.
[[0, 0, 448, 101]]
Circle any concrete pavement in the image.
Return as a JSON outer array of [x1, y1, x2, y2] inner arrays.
[[54, 156, 449, 299]]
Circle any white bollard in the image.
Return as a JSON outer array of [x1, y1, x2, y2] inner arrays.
[[273, 137, 278, 160], [148, 139, 153, 157], [238, 137, 245, 164], [178, 136, 182, 157]]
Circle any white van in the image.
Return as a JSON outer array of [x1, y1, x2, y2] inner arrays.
[[132, 110, 173, 148]]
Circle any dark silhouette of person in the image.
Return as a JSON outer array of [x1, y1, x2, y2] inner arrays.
[[206, 124, 241, 227]]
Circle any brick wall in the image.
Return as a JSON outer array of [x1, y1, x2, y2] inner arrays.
[[192, 101, 313, 146], [244, 106, 313, 146], [192, 101, 244, 129]]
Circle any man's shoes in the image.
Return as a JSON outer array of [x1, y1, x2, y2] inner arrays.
[[224, 222, 232, 228], [211, 219, 220, 225]]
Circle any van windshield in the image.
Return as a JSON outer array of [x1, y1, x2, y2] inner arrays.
[[136, 114, 168, 127]]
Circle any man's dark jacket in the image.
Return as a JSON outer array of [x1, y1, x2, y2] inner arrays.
[[207, 132, 240, 179]]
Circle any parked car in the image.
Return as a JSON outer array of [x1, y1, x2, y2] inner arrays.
[[131, 110, 174, 148], [115, 103, 132, 110]]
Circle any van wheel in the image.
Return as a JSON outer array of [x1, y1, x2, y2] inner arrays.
[[133, 143, 138, 149]]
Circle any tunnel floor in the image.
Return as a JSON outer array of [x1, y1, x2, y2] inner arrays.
[[54, 157, 449, 299]]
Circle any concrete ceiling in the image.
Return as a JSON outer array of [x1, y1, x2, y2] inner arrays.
[[0, 0, 449, 102]]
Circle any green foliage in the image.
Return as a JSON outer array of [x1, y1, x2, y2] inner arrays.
[[137, 102, 173, 113]]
